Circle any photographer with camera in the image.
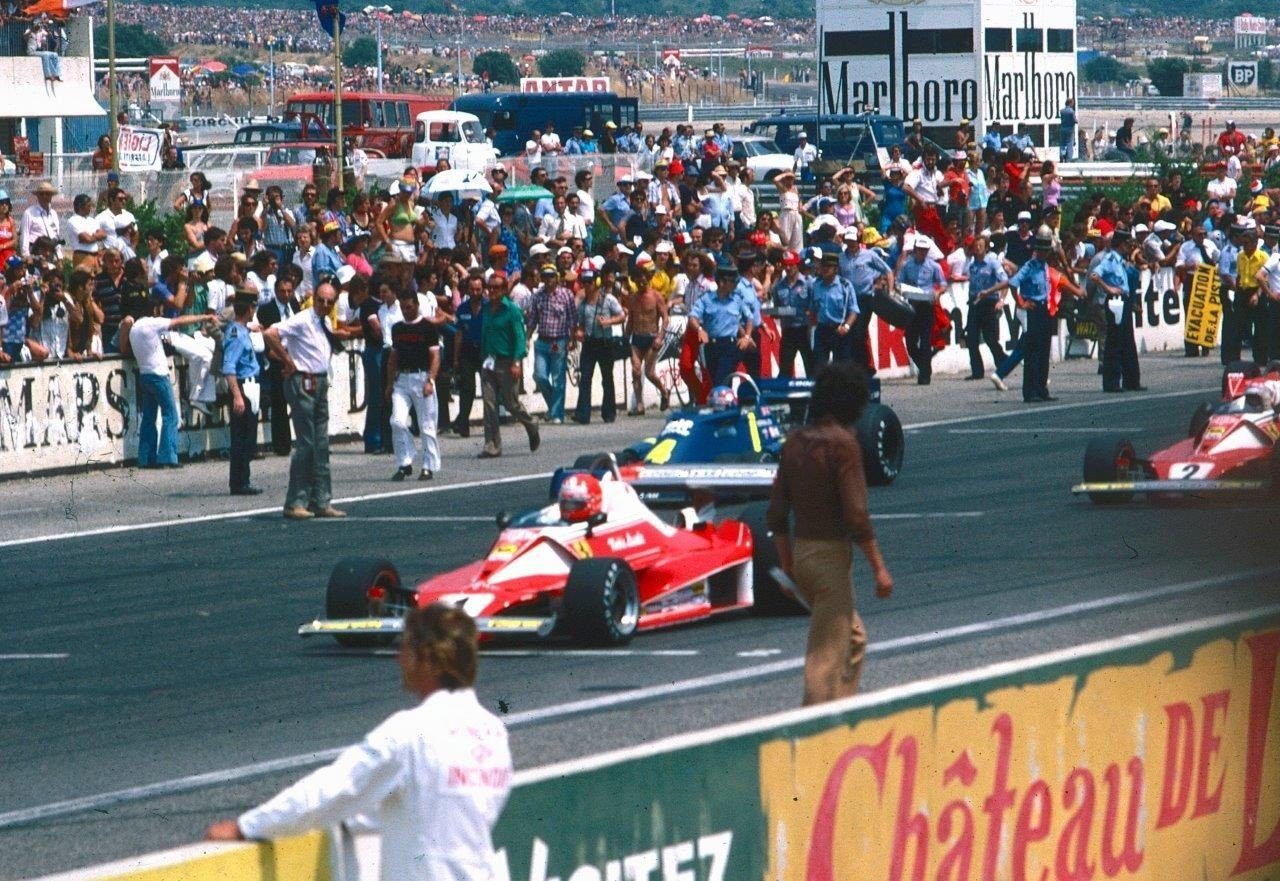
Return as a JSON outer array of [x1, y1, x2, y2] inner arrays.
[[3, 262, 51, 364]]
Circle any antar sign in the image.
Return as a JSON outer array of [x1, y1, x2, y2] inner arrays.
[[818, 0, 1077, 139]]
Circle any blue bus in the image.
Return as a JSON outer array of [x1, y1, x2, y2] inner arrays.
[[449, 91, 639, 156]]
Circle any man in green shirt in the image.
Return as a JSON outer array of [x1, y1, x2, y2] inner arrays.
[[480, 273, 540, 458]]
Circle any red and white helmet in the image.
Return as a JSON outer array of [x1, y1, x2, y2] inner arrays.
[[559, 473, 603, 524], [708, 386, 738, 412]]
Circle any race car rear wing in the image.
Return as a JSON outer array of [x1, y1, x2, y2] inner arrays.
[[629, 463, 778, 507]]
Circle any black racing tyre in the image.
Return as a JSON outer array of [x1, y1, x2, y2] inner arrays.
[[740, 503, 806, 616], [616, 441, 653, 466], [1083, 436, 1136, 505], [855, 403, 905, 486], [1188, 401, 1214, 440], [1270, 443, 1280, 498], [561, 558, 640, 646], [326, 557, 403, 647], [1222, 361, 1261, 398]]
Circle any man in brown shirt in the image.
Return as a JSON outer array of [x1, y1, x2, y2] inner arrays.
[[766, 361, 894, 705]]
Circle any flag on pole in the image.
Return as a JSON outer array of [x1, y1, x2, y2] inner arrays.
[[23, 0, 100, 17], [313, 0, 345, 36]]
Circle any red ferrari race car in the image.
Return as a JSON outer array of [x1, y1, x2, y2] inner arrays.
[[298, 462, 801, 647], [1073, 361, 1280, 504]]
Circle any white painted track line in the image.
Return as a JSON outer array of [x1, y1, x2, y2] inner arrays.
[[0, 563, 1271, 831], [0, 472, 552, 551], [0, 387, 1215, 551]]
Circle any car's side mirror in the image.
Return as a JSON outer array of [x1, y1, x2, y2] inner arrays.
[[585, 511, 607, 535], [495, 511, 510, 530]]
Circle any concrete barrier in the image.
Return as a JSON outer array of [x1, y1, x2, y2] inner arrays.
[[0, 341, 652, 479], [26, 832, 330, 881]]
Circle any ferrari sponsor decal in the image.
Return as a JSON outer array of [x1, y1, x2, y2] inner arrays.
[[571, 539, 593, 558], [1264, 421, 1280, 442], [606, 531, 646, 552], [490, 543, 520, 559], [759, 623, 1280, 881]]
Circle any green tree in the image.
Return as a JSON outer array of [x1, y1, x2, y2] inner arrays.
[[342, 36, 380, 69], [538, 48, 586, 78], [1258, 57, 1274, 92], [473, 50, 520, 85], [1147, 57, 1191, 97], [1082, 55, 1136, 84], [93, 23, 167, 58]]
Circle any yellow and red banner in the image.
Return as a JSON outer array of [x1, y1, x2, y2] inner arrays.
[[761, 622, 1280, 881]]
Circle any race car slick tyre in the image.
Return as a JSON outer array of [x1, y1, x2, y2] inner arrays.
[[561, 558, 640, 646], [740, 503, 806, 616], [1222, 361, 1261, 398], [855, 403, 905, 486], [1188, 401, 1214, 440], [326, 557, 402, 648], [1083, 437, 1136, 505], [1269, 444, 1280, 498]]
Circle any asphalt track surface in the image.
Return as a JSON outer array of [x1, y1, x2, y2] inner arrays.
[[3, 354, 1280, 878]]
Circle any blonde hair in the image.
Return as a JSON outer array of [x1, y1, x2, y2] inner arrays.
[[403, 604, 479, 689]]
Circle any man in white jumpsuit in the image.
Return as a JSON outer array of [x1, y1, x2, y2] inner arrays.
[[207, 604, 512, 880]]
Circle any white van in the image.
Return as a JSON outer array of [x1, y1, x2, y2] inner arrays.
[[410, 110, 498, 173]]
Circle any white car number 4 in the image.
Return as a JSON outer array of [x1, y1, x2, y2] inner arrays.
[[1171, 462, 1213, 480]]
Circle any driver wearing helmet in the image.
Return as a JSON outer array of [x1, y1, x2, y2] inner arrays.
[[559, 473, 604, 524], [708, 385, 738, 411]]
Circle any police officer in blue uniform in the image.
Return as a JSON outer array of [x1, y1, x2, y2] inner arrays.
[[810, 251, 859, 366], [1007, 232, 1056, 402], [841, 230, 895, 372], [734, 253, 765, 377], [770, 249, 813, 377], [1090, 228, 1143, 393], [689, 265, 754, 387], [223, 288, 263, 495]]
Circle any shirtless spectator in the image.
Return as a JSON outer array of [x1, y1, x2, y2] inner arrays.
[[624, 261, 669, 415]]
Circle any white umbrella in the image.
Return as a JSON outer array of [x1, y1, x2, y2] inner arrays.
[[425, 169, 493, 195]]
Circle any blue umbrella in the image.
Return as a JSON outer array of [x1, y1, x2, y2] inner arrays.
[[231, 63, 258, 78]]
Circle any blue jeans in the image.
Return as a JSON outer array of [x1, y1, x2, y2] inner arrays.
[[34, 51, 61, 79], [137, 373, 179, 466], [361, 346, 386, 451], [533, 338, 567, 421]]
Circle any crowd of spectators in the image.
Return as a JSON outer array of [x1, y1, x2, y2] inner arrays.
[[2, 117, 1280, 468], [109, 6, 812, 56]]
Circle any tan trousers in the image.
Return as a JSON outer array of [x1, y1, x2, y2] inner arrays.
[[793, 538, 868, 706]]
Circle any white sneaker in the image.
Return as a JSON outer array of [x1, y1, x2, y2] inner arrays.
[[990, 375, 1008, 392]]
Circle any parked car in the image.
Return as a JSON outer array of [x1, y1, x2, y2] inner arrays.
[[730, 136, 793, 181]]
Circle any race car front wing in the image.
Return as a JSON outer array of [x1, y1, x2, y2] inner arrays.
[[298, 615, 557, 639], [1072, 478, 1267, 496]]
